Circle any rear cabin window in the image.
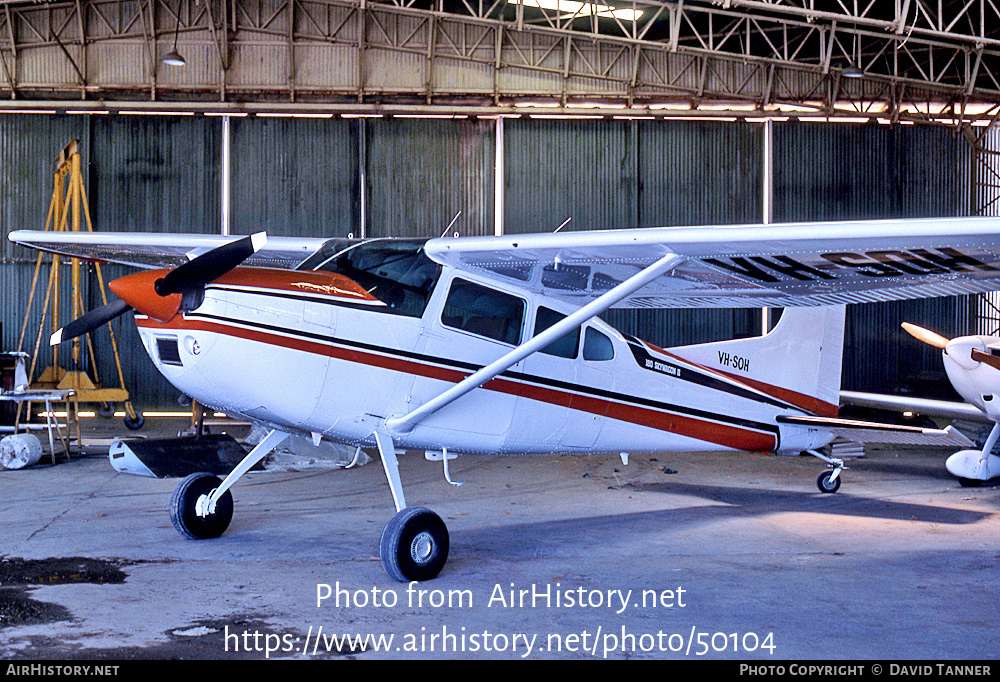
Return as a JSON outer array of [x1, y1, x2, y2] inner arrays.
[[534, 306, 579, 359], [583, 327, 615, 361], [442, 279, 524, 345]]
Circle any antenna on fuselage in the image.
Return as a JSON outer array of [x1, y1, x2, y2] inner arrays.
[[441, 211, 462, 238], [553, 217, 572, 233]]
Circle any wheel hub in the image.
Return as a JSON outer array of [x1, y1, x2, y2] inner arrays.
[[195, 491, 217, 518], [410, 531, 434, 563]]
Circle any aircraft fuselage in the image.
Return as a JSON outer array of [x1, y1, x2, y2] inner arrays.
[[132, 259, 833, 459]]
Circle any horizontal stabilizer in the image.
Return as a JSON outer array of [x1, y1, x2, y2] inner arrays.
[[777, 415, 975, 447], [840, 390, 990, 423]]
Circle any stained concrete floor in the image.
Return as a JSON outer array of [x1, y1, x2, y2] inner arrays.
[[1, 416, 998, 661]]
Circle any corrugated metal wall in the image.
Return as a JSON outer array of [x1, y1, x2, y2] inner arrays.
[[229, 116, 496, 240], [504, 118, 638, 233], [230, 116, 360, 238], [974, 127, 1000, 335], [0, 116, 93, 262], [89, 115, 221, 234], [0, 113, 978, 410], [364, 117, 496, 239], [773, 121, 973, 398]]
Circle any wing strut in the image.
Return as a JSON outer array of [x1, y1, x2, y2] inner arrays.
[[384, 252, 686, 434]]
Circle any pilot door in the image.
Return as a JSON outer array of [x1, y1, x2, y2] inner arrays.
[[407, 276, 524, 441]]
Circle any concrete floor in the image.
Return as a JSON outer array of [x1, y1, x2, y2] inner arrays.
[[1, 416, 998, 660]]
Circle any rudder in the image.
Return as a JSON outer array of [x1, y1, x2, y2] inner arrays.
[[666, 306, 846, 417]]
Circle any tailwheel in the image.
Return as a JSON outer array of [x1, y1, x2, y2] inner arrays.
[[816, 469, 842, 494], [170, 472, 233, 539], [806, 449, 845, 494], [379, 506, 449, 582]]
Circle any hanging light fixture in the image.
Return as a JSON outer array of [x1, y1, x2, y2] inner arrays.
[[162, 5, 186, 67], [842, 37, 863, 78], [842, 63, 864, 78]]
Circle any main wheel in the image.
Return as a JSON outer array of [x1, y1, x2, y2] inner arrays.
[[379, 507, 449, 582], [816, 470, 842, 494], [170, 472, 233, 539]]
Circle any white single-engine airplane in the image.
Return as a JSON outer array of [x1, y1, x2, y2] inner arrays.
[[842, 320, 1000, 486], [11, 216, 1000, 582]]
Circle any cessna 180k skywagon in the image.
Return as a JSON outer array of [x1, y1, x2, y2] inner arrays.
[[10, 216, 1000, 582]]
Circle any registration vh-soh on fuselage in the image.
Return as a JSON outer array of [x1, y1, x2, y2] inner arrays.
[[11, 215, 1000, 581]]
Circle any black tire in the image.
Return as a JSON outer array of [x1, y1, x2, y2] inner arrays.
[[379, 507, 449, 582], [124, 411, 145, 431], [98, 402, 115, 419], [957, 477, 983, 488], [170, 472, 233, 539], [816, 470, 842, 494]]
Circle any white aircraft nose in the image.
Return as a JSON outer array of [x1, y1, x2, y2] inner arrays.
[[944, 337, 987, 371]]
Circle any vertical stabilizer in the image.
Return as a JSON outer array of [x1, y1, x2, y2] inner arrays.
[[667, 306, 846, 417]]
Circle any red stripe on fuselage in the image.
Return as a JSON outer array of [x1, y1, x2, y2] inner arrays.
[[138, 316, 778, 452]]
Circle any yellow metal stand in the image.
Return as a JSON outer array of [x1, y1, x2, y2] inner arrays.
[[17, 140, 140, 428]]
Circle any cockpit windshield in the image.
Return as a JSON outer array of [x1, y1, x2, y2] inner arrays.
[[297, 238, 440, 318]]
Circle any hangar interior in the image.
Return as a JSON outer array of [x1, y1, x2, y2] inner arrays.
[[0, 0, 999, 414]]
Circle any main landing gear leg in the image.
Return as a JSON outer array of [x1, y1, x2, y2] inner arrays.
[[374, 430, 449, 583], [170, 429, 290, 539], [806, 449, 846, 494]]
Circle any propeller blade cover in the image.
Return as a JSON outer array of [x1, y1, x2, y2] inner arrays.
[[154, 233, 266, 297], [51, 298, 133, 345], [901, 322, 949, 349]]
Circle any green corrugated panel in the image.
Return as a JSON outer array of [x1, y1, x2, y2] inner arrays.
[[637, 119, 763, 227], [89, 115, 221, 234], [504, 118, 634, 234], [230, 116, 359, 238], [364, 117, 496, 239], [773, 121, 974, 397], [0, 114, 93, 262]]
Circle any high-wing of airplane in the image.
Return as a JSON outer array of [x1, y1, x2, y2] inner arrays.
[[10, 216, 1000, 582], [841, 320, 1000, 486]]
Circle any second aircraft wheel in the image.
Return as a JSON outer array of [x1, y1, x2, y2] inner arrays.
[[379, 506, 449, 582], [124, 411, 145, 431], [170, 472, 233, 539]]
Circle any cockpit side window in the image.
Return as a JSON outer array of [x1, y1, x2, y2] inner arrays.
[[301, 239, 439, 318], [583, 327, 615, 361], [534, 306, 579, 359], [441, 278, 524, 345]]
